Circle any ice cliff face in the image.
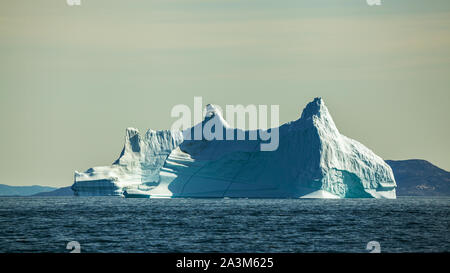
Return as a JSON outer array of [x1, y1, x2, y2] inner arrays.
[[72, 98, 396, 198], [72, 129, 183, 196]]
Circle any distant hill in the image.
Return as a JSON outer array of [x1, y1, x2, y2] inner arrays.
[[32, 186, 74, 196], [386, 159, 450, 196], [0, 184, 57, 196]]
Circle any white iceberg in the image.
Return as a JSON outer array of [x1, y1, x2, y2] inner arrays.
[[72, 98, 396, 198]]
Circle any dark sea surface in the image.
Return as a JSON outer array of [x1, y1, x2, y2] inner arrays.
[[0, 197, 448, 253]]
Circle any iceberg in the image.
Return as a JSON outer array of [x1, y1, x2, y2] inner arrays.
[[72, 98, 396, 198]]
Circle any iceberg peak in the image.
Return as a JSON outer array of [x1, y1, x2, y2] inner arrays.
[[203, 103, 230, 128], [300, 97, 327, 120], [205, 104, 221, 118], [126, 127, 139, 137], [125, 127, 141, 153]]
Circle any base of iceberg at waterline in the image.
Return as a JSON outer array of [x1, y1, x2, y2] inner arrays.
[[300, 190, 341, 199]]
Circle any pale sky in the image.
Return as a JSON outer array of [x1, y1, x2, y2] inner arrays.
[[0, 0, 449, 187]]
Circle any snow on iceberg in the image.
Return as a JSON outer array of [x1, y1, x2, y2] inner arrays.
[[72, 98, 396, 198]]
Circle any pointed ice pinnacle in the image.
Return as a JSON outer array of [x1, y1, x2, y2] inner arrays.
[[301, 97, 325, 120], [204, 104, 230, 128]]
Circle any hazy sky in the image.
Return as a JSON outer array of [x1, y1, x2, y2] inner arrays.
[[1, 0, 449, 187]]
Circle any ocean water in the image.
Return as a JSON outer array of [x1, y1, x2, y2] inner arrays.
[[0, 197, 448, 253]]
